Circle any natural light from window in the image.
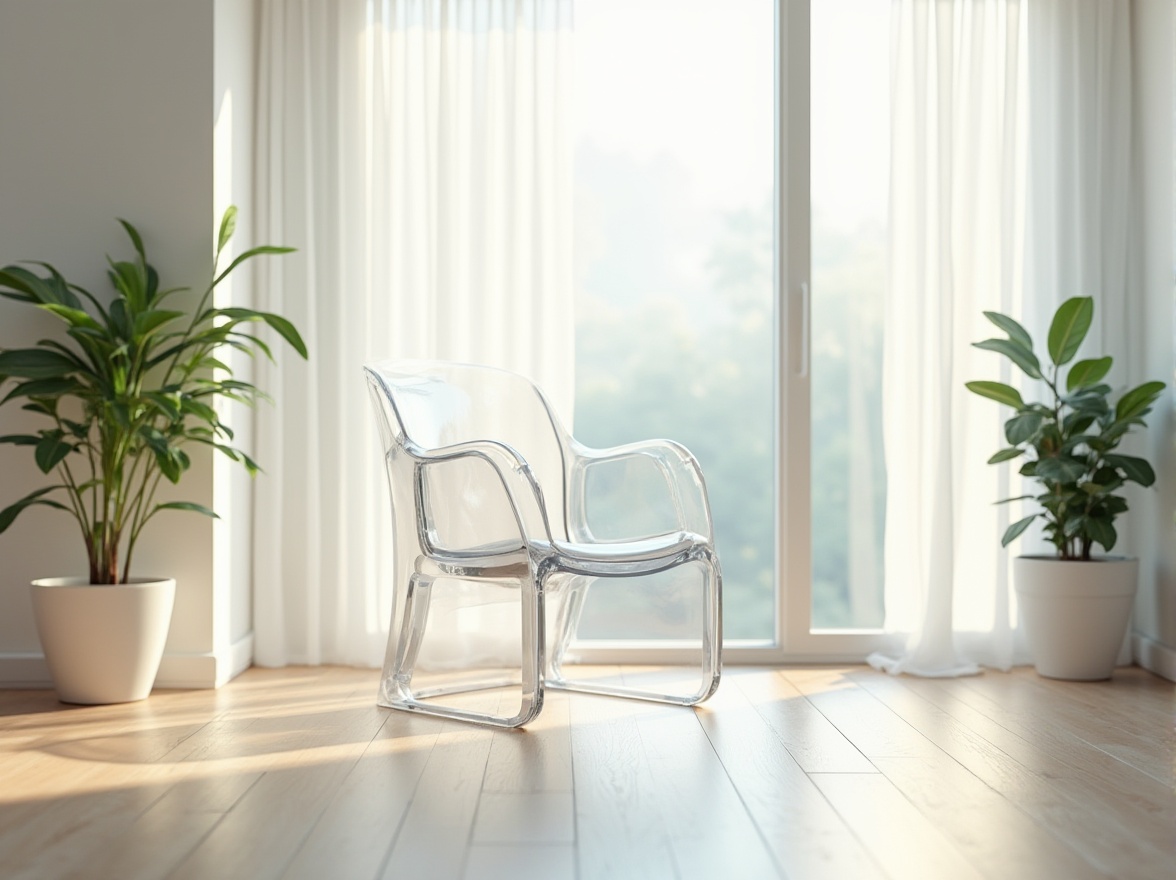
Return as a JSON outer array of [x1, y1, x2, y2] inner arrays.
[[570, 0, 775, 641]]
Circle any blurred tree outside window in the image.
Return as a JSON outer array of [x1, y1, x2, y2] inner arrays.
[[572, 0, 888, 640]]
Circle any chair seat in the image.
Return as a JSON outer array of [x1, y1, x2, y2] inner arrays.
[[550, 532, 702, 574], [426, 531, 703, 577]]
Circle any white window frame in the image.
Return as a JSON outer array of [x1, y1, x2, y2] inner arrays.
[[575, 0, 904, 665]]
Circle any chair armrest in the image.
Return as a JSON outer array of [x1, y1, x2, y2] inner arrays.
[[568, 439, 715, 541], [411, 439, 554, 544]]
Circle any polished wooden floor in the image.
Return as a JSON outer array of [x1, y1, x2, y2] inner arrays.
[[0, 664, 1172, 880]]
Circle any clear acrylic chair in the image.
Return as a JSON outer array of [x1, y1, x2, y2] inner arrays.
[[364, 360, 722, 728]]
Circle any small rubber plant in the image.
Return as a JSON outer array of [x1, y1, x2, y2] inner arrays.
[[0, 207, 306, 584], [966, 296, 1165, 560]]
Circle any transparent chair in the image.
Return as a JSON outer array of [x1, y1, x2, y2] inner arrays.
[[364, 360, 722, 728]]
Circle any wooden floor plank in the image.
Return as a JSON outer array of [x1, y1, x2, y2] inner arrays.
[[0, 664, 1172, 880], [462, 844, 576, 880], [696, 678, 886, 880], [482, 688, 573, 794], [630, 700, 780, 880], [869, 754, 1109, 880], [279, 711, 445, 880], [957, 668, 1175, 785], [569, 686, 678, 879], [779, 667, 941, 759], [873, 671, 1176, 879], [727, 668, 877, 773], [378, 708, 500, 879], [812, 772, 988, 880]]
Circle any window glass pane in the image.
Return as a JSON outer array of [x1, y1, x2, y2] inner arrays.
[[810, 1, 889, 628], [571, 0, 776, 640]]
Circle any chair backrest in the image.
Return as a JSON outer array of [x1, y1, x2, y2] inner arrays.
[[365, 360, 571, 542]]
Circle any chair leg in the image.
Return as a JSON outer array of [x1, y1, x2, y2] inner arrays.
[[378, 573, 433, 704], [547, 575, 590, 681], [394, 574, 433, 689], [546, 555, 722, 706], [378, 574, 546, 729]]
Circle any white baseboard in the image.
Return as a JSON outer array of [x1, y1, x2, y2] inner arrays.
[[1133, 632, 1176, 683], [0, 632, 254, 690]]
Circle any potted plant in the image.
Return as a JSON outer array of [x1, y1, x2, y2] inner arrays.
[[967, 296, 1165, 680], [0, 207, 305, 703]]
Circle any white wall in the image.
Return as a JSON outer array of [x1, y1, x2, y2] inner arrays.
[[0, 0, 257, 687], [1130, 0, 1176, 681]]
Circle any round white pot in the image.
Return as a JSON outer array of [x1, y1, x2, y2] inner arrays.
[[31, 576, 176, 704], [1013, 556, 1137, 681]]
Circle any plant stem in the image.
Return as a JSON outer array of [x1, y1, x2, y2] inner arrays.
[[122, 468, 164, 583]]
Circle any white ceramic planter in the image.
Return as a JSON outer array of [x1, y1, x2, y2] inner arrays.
[[1013, 556, 1137, 681], [31, 576, 176, 704]]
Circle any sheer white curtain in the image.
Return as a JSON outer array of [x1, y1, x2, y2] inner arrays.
[[872, 0, 1136, 676], [251, 0, 575, 667]]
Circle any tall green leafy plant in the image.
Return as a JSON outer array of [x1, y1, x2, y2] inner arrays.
[[966, 296, 1165, 560], [0, 208, 306, 584]]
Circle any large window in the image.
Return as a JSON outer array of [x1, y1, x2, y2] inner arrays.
[[571, 0, 894, 656], [572, 0, 776, 642]]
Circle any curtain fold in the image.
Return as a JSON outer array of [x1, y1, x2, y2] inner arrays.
[[872, 0, 1136, 677], [252, 0, 575, 667]]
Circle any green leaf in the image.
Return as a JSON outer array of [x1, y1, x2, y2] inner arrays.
[[1103, 453, 1156, 487], [1086, 518, 1117, 553], [0, 486, 66, 533], [965, 381, 1024, 409], [1103, 495, 1129, 516], [994, 494, 1034, 505], [0, 377, 82, 405], [1062, 411, 1097, 435], [133, 309, 185, 339], [146, 264, 160, 302], [212, 245, 296, 289], [180, 397, 219, 425], [108, 260, 147, 312], [155, 446, 181, 483], [0, 433, 41, 446], [38, 303, 103, 331], [1047, 297, 1094, 366], [109, 298, 131, 340], [1034, 456, 1088, 485], [0, 266, 45, 303], [983, 311, 1034, 350], [1115, 381, 1166, 422], [232, 331, 273, 362], [34, 432, 73, 473], [217, 308, 308, 359], [1065, 356, 1113, 392], [1005, 412, 1044, 445], [118, 218, 147, 263], [0, 348, 79, 379], [155, 501, 220, 519], [144, 392, 182, 422], [0, 265, 82, 309], [1002, 515, 1038, 547], [987, 447, 1024, 464], [973, 338, 1042, 378], [62, 419, 90, 439], [217, 206, 238, 254]]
